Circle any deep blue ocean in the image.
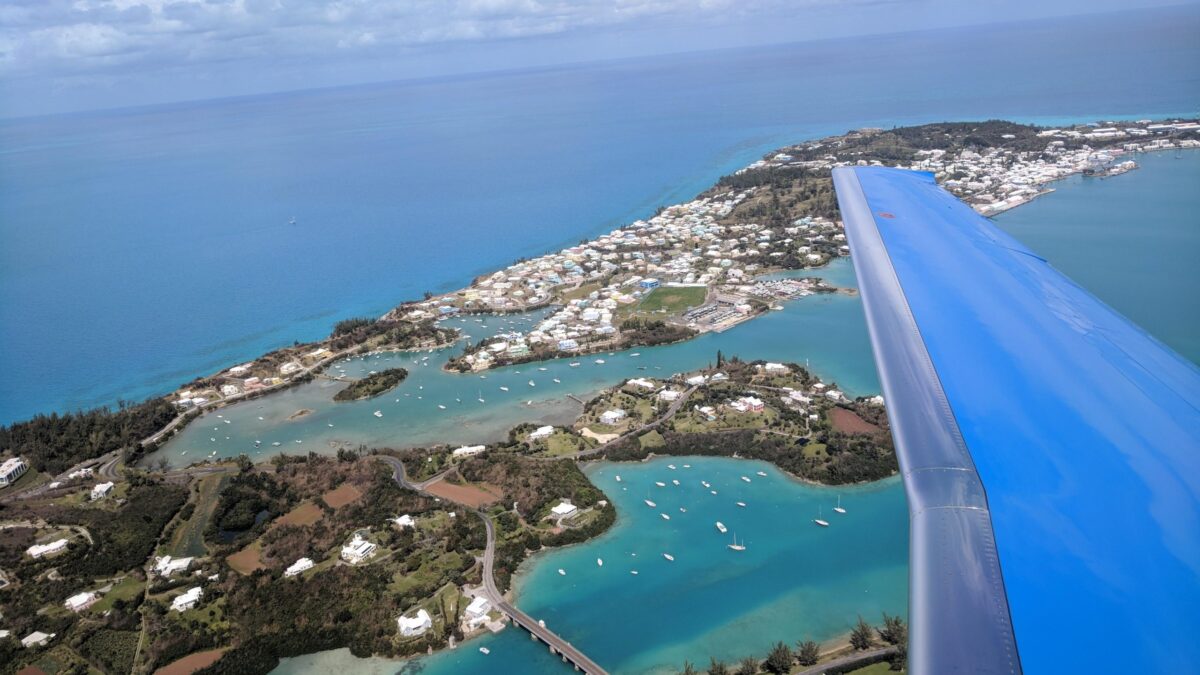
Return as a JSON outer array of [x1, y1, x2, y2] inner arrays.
[[2, 5, 1199, 424]]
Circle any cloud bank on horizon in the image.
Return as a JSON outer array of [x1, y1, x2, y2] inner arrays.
[[0, 0, 1188, 116]]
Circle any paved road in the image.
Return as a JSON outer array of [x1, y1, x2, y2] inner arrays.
[[557, 384, 699, 461], [377, 454, 608, 674], [794, 646, 898, 675]]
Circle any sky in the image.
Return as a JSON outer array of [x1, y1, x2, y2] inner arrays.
[[0, 0, 1193, 118]]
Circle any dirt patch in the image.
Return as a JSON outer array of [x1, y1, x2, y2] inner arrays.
[[581, 427, 620, 443], [275, 502, 324, 527], [321, 484, 363, 509], [287, 409, 313, 421], [829, 408, 881, 435], [226, 542, 264, 575], [154, 648, 229, 675], [424, 479, 502, 507]]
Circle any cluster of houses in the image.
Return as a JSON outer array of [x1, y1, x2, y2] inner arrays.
[[174, 347, 336, 410]]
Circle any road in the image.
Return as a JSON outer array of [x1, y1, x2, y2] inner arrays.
[[377, 454, 608, 674], [794, 646, 898, 674], [556, 384, 699, 461]]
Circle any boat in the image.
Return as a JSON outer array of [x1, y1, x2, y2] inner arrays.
[[630, 352, 640, 357], [597, 558, 603, 567], [679, 507, 687, 513], [499, 386, 509, 392], [272, 442, 281, 447], [258, 416, 264, 420], [528, 380, 535, 387], [710, 490, 718, 495], [558, 569, 566, 576], [438, 404, 447, 410], [736, 501, 746, 508], [663, 553, 675, 561], [479, 647, 490, 655], [668, 464, 676, 470], [814, 506, 830, 527], [661, 513, 670, 520], [671, 479, 680, 486], [655, 481, 666, 487], [374, 410, 383, 418], [716, 521, 728, 533], [328, 423, 334, 427], [756, 471, 768, 477], [701, 481, 711, 488], [569, 362, 581, 368], [644, 499, 657, 508], [741, 476, 752, 483], [682, 464, 690, 468], [834, 495, 847, 514], [538, 367, 548, 371], [594, 359, 606, 364], [553, 378, 561, 383], [631, 570, 639, 575], [615, 475, 622, 482], [728, 534, 746, 552]]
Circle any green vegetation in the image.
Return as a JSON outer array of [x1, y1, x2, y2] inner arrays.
[[80, 628, 139, 674], [166, 472, 230, 557], [619, 317, 696, 347], [333, 367, 409, 402], [0, 396, 178, 474], [638, 285, 707, 314]]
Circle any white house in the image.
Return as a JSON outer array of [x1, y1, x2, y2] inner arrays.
[[397, 608, 432, 637], [550, 501, 578, 518], [658, 389, 682, 402], [452, 445, 486, 457], [392, 514, 416, 529], [685, 375, 708, 386], [171, 587, 203, 612], [626, 377, 656, 390], [463, 596, 491, 630], [26, 538, 69, 558], [762, 362, 789, 373], [21, 631, 55, 649], [340, 534, 377, 564], [90, 482, 115, 500], [284, 557, 314, 578], [64, 591, 98, 613], [154, 555, 194, 577], [528, 425, 555, 441], [599, 409, 627, 425], [0, 457, 28, 487]]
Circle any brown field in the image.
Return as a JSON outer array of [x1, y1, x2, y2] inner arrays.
[[829, 408, 881, 435], [226, 542, 264, 575], [424, 479, 502, 507], [321, 483, 363, 509], [154, 648, 229, 675], [275, 501, 324, 527]]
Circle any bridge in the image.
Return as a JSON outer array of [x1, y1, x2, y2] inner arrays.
[[377, 456, 608, 674]]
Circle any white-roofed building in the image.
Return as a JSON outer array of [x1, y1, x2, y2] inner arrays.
[[0, 457, 28, 487], [392, 514, 416, 529], [90, 482, 114, 500], [550, 501, 578, 518], [340, 534, 377, 564], [26, 538, 69, 558], [599, 409, 627, 425], [154, 555, 194, 577], [21, 631, 55, 649], [171, 587, 203, 612], [528, 425, 555, 441], [658, 389, 682, 402], [463, 596, 492, 630], [64, 591, 98, 613], [397, 608, 432, 636], [284, 557, 314, 578], [452, 445, 486, 457]]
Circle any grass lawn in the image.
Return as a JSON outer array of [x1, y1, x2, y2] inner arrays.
[[389, 551, 465, 597], [561, 282, 602, 302], [637, 286, 707, 314], [91, 575, 143, 614], [638, 430, 666, 449], [541, 431, 592, 457], [165, 473, 228, 558], [843, 662, 904, 675], [803, 442, 828, 459]]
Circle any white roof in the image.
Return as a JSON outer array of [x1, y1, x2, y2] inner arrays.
[[397, 608, 432, 635], [465, 595, 491, 617], [0, 457, 25, 473], [26, 538, 68, 557], [171, 586, 203, 611], [452, 445, 486, 456], [551, 501, 578, 516], [64, 591, 97, 611], [21, 631, 54, 648], [285, 557, 314, 577]]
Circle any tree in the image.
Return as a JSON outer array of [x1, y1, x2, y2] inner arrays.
[[736, 657, 759, 675], [796, 639, 820, 666], [716, 350, 725, 367], [850, 615, 875, 650], [762, 642, 792, 674], [708, 658, 730, 675], [680, 661, 698, 675], [877, 612, 907, 645]]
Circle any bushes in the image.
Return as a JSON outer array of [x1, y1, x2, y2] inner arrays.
[[0, 397, 177, 474], [58, 482, 187, 578], [79, 629, 138, 674], [333, 368, 409, 402]]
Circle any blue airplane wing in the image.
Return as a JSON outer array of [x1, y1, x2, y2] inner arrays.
[[831, 166, 1200, 674]]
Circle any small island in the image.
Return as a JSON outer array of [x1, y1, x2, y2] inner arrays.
[[332, 368, 409, 402]]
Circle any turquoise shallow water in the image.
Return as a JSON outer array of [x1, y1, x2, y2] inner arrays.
[[155, 258, 875, 468], [273, 457, 908, 675]]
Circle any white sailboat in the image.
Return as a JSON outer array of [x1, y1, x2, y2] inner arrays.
[[728, 534, 746, 552], [814, 506, 830, 527], [736, 501, 746, 508], [558, 568, 566, 576], [499, 386, 509, 392], [834, 495, 847, 514], [655, 481, 666, 487], [740, 476, 752, 483], [615, 475, 622, 482], [756, 471, 768, 477]]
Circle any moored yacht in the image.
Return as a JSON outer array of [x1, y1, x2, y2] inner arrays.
[[834, 495, 847, 514], [715, 521, 727, 533], [814, 506, 830, 527], [728, 534, 746, 552]]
